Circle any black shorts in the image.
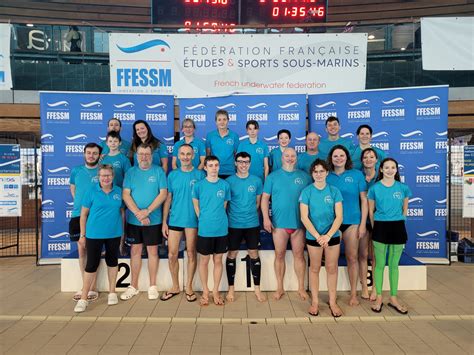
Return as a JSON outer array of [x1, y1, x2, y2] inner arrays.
[[228, 227, 260, 251], [306, 236, 341, 248], [169, 226, 185, 232], [69, 217, 81, 242], [372, 220, 407, 245], [197, 236, 228, 255], [126, 223, 162, 246]]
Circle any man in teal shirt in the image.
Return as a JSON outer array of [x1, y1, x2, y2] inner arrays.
[[121, 144, 168, 302], [237, 120, 269, 181], [261, 148, 312, 301], [225, 152, 265, 303], [318, 116, 355, 159], [192, 156, 231, 306], [297, 132, 322, 174], [69, 142, 101, 301], [99, 118, 131, 156], [161, 144, 205, 302]]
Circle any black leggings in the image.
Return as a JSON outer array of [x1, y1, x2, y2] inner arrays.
[[85, 237, 121, 273]]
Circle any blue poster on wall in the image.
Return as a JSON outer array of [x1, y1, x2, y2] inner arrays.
[[40, 92, 174, 259], [308, 85, 448, 259]]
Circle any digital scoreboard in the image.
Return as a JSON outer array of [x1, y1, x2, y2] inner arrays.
[[152, 0, 327, 28]]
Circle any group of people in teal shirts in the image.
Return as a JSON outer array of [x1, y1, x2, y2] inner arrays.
[[71, 112, 411, 317]]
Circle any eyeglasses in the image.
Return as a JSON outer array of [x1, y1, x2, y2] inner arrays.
[[99, 174, 113, 178], [236, 160, 250, 165], [137, 153, 152, 157]]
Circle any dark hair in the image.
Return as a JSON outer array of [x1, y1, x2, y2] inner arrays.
[[204, 155, 219, 166], [178, 143, 194, 153], [215, 109, 229, 121], [84, 142, 102, 154], [131, 120, 160, 152], [181, 118, 196, 129], [106, 130, 122, 142], [246, 120, 259, 129], [327, 144, 352, 171], [277, 129, 291, 140], [377, 158, 401, 182], [108, 117, 122, 128], [325, 116, 339, 126], [356, 124, 373, 135], [98, 164, 114, 176], [309, 158, 329, 177], [235, 151, 251, 162], [360, 147, 378, 164]]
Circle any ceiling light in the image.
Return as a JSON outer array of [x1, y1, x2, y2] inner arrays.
[[26, 23, 34, 27]]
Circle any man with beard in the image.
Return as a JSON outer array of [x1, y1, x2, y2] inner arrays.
[[69, 142, 102, 302]]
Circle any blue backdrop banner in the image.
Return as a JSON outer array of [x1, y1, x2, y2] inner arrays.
[[308, 85, 448, 259], [40, 92, 174, 259]]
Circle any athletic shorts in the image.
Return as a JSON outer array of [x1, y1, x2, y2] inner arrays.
[[306, 236, 341, 248], [372, 220, 407, 245], [197, 236, 228, 255], [227, 227, 260, 251], [169, 226, 185, 232], [126, 223, 162, 246], [68, 217, 81, 242]]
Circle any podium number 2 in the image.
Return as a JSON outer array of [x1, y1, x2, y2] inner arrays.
[[116, 263, 130, 288]]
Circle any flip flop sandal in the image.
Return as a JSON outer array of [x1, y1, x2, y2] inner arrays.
[[87, 291, 99, 302], [160, 291, 180, 301], [185, 292, 197, 302], [371, 303, 384, 313], [329, 304, 342, 318], [387, 302, 408, 315], [73, 291, 82, 302]]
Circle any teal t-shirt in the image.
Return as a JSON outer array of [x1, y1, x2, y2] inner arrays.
[[123, 165, 167, 226], [101, 153, 131, 187], [263, 169, 311, 229], [167, 168, 206, 228], [269, 147, 284, 171], [299, 184, 343, 240], [70, 165, 99, 218], [351, 145, 387, 171], [100, 139, 131, 156], [237, 138, 269, 180], [192, 178, 231, 237], [82, 184, 123, 239], [226, 174, 263, 229], [133, 143, 168, 167], [205, 129, 239, 175], [318, 137, 355, 160], [173, 138, 206, 169], [368, 181, 412, 221], [327, 169, 367, 225], [297, 151, 322, 174]]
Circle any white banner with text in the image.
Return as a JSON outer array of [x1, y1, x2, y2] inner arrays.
[[0, 24, 12, 90], [109, 33, 367, 98]]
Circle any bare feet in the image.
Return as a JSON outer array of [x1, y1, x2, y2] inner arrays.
[[200, 292, 209, 306], [254, 287, 266, 302], [329, 302, 343, 317], [369, 289, 377, 302], [297, 289, 309, 301], [361, 287, 370, 300], [213, 292, 225, 306], [273, 289, 285, 300], [349, 295, 360, 306], [226, 288, 235, 303]]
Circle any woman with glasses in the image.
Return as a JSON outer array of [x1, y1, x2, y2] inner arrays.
[[172, 118, 206, 170], [74, 164, 125, 313], [131, 120, 168, 172], [300, 159, 343, 317]]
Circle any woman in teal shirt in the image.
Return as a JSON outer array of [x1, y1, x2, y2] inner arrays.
[[300, 159, 343, 317], [74, 164, 125, 313], [368, 158, 411, 314], [131, 120, 168, 172]]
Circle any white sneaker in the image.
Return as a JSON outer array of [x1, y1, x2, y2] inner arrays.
[[74, 299, 88, 313], [108, 293, 118, 306], [148, 286, 159, 300], [120, 286, 139, 301]]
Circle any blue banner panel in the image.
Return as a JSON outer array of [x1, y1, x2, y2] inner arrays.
[[309, 86, 448, 259], [40, 92, 174, 259]]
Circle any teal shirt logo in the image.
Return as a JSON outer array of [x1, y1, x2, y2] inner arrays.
[[256, 147, 264, 154], [113, 193, 121, 201], [148, 176, 157, 183], [226, 138, 234, 145], [344, 176, 354, 183], [190, 179, 197, 187], [294, 178, 304, 185], [393, 191, 402, 199], [324, 195, 333, 204], [248, 185, 256, 193], [217, 189, 225, 198], [92, 176, 99, 183]]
